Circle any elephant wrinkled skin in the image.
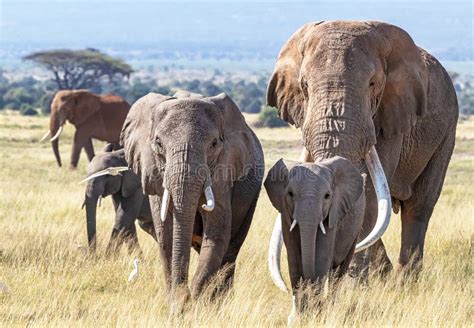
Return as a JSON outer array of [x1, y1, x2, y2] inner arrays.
[[267, 21, 458, 294], [120, 91, 264, 307], [82, 146, 156, 254], [43, 90, 130, 168]]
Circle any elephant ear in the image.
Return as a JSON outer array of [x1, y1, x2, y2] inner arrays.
[[321, 156, 363, 229], [264, 159, 299, 213], [120, 93, 173, 195], [206, 93, 253, 181], [371, 22, 429, 137], [266, 22, 324, 128], [69, 90, 100, 125]]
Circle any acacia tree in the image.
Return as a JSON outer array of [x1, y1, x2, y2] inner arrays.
[[23, 49, 133, 90]]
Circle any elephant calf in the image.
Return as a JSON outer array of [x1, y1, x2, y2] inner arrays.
[[81, 146, 156, 254], [265, 157, 366, 315]]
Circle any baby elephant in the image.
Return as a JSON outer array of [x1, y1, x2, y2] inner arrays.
[[265, 157, 366, 310], [81, 147, 156, 254]]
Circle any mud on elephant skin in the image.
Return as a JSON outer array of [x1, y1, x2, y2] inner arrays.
[[81, 146, 156, 254], [40, 90, 130, 169], [120, 91, 264, 308], [267, 20, 458, 279]]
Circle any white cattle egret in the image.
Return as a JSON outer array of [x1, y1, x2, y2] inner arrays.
[[128, 259, 140, 282]]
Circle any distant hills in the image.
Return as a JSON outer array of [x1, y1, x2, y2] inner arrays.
[[1, 1, 473, 69]]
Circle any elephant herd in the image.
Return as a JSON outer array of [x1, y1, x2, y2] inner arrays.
[[39, 21, 458, 320]]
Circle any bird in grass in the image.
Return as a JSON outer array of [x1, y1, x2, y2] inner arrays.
[[128, 259, 140, 283]]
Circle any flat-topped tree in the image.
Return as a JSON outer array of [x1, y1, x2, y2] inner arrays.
[[24, 48, 133, 90]]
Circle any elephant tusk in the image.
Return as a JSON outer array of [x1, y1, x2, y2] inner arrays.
[[202, 185, 215, 212], [39, 131, 51, 142], [97, 196, 102, 207], [319, 222, 326, 235], [355, 146, 392, 253], [49, 126, 63, 142], [287, 295, 298, 326], [289, 219, 297, 232], [160, 188, 170, 222], [78, 167, 129, 184], [268, 214, 288, 292]]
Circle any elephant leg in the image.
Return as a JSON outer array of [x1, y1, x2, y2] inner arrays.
[[150, 195, 173, 291], [191, 194, 232, 298], [399, 134, 454, 274], [219, 196, 259, 293], [84, 138, 95, 162], [125, 223, 141, 255], [138, 219, 157, 241], [71, 129, 89, 168]]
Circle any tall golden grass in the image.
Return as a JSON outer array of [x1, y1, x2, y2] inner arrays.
[[0, 112, 472, 326]]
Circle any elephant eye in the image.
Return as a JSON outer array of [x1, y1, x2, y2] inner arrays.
[[154, 137, 162, 149], [210, 138, 219, 149], [324, 192, 331, 199], [369, 80, 376, 87], [288, 191, 294, 198]]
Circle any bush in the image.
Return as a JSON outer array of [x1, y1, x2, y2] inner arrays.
[[256, 106, 288, 128], [20, 104, 38, 116], [39, 93, 54, 114], [244, 99, 262, 113], [3, 88, 35, 110]]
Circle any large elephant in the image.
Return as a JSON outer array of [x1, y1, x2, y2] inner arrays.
[[265, 157, 366, 293], [40, 90, 130, 168], [267, 21, 458, 296], [81, 146, 156, 254], [120, 92, 264, 307]]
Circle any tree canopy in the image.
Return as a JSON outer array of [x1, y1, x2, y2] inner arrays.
[[23, 49, 133, 90]]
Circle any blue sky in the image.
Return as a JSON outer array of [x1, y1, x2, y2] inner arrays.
[[1, 1, 473, 62]]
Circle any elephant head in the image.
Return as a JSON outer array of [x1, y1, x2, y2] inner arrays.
[[120, 92, 247, 292], [267, 21, 427, 253], [40, 90, 100, 167], [82, 149, 141, 251], [265, 157, 365, 286]]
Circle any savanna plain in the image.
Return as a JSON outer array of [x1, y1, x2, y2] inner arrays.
[[0, 112, 473, 326]]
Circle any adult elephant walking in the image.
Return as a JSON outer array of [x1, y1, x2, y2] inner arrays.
[[120, 92, 264, 309], [267, 21, 458, 291], [40, 90, 130, 168]]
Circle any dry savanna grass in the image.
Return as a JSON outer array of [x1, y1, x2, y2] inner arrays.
[[0, 111, 473, 326]]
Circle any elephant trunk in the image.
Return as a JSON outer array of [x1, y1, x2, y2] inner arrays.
[[166, 145, 207, 292], [49, 107, 64, 167], [299, 221, 318, 282], [303, 94, 376, 162], [84, 195, 98, 251]]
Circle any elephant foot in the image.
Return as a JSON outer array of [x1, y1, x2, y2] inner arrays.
[[170, 286, 190, 315], [69, 165, 78, 170]]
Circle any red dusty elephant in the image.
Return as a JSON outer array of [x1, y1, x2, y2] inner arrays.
[[40, 90, 130, 168]]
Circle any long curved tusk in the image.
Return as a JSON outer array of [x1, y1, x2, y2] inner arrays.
[[78, 167, 129, 184], [49, 126, 63, 142], [268, 214, 288, 292], [202, 185, 215, 211], [355, 145, 392, 253], [39, 131, 51, 142], [160, 188, 170, 222]]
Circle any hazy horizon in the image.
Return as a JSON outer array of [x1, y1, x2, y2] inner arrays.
[[1, 1, 473, 72]]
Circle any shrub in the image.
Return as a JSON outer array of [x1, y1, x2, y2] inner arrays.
[[39, 93, 54, 114], [256, 106, 288, 128], [20, 104, 38, 116]]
